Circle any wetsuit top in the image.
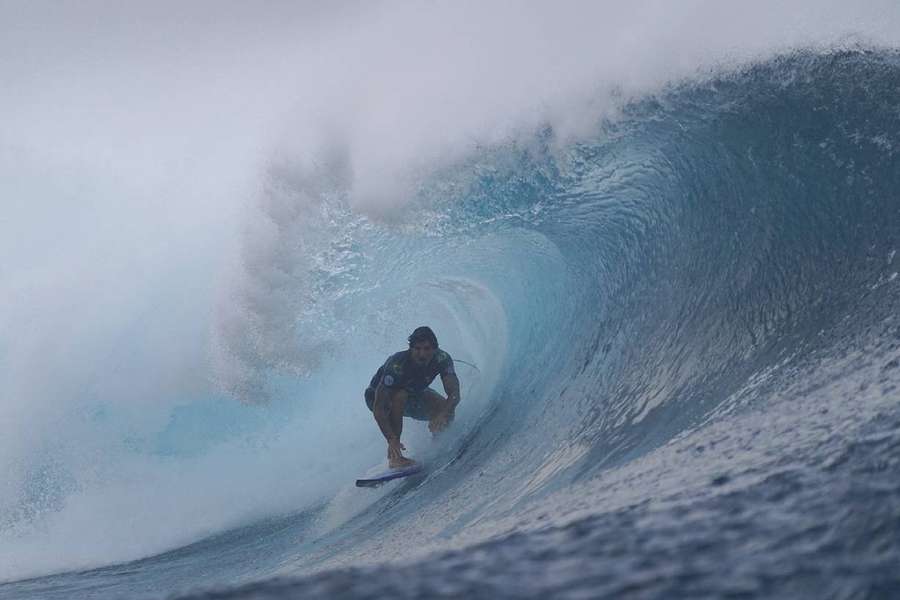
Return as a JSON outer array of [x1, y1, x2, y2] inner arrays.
[[368, 349, 455, 393]]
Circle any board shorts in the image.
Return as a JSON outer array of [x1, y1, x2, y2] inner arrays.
[[364, 386, 432, 421]]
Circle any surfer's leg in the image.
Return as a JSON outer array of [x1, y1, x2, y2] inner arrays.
[[388, 389, 416, 468], [421, 388, 454, 433], [389, 388, 408, 440], [372, 387, 414, 468], [420, 388, 450, 417], [403, 390, 432, 421]]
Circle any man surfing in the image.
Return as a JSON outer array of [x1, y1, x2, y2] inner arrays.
[[365, 326, 461, 469]]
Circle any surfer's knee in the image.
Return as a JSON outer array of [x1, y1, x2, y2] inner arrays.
[[373, 386, 404, 416], [422, 389, 449, 415], [375, 387, 406, 414], [390, 389, 408, 412]]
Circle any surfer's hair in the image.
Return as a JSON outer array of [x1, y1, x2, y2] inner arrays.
[[408, 326, 438, 348]]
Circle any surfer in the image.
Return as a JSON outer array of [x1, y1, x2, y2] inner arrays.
[[365, 326, 461, 468]]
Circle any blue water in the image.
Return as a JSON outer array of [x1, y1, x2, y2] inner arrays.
[[3, 49, 900, 599]]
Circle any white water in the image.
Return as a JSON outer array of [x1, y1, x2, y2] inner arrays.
[[2, 0, 900, 583]]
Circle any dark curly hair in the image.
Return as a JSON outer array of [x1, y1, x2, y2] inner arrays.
[[408, 326, 438, 348]]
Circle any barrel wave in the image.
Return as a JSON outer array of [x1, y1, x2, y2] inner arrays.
[[3, 50, 900, 599]]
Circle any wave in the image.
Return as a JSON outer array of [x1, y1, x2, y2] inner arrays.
[[3, 49, 900, 598]]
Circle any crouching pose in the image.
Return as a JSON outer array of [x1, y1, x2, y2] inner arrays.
[[364, 326, 460, 468]]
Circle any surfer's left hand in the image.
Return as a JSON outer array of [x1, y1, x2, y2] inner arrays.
[[429, 409, 454, 434]]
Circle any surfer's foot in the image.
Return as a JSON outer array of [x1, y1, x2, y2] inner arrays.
[[389, 456, 416, 469]]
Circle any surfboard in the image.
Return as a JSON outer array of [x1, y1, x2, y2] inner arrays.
[[355, 462, 423, 488]]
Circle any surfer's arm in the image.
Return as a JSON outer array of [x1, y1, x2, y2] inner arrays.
[[441, 373, 461, 409]]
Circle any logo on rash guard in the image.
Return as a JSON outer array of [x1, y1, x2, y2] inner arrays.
[[383, 375, 395, 386]]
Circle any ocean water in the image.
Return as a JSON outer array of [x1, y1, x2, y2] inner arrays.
[[2, 6, 900, 600]]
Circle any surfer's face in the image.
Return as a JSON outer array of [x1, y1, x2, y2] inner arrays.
[[410, 341, 435, 366]]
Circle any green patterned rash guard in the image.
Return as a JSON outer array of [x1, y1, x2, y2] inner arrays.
[[368, 349, 456, 393]]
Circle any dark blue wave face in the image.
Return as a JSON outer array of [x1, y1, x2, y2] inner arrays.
[[4, 49, 900, 600], [419, 48, 900, 486]]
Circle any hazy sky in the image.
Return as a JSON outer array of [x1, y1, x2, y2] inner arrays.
[[4, 1, 899, 210]]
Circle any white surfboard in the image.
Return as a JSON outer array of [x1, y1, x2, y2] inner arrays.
[[355, 462, 424, 488]]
